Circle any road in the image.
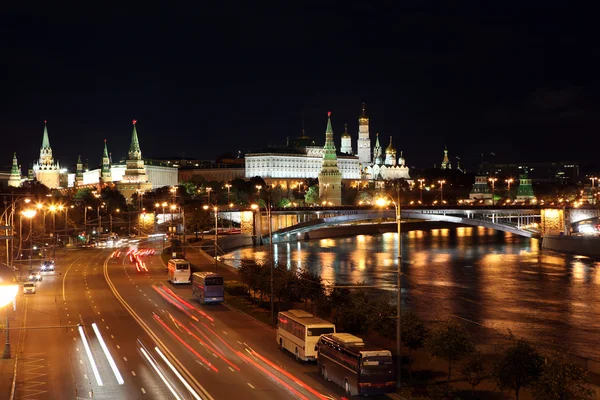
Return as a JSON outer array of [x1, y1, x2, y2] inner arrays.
[[10, 239, 395, 399]]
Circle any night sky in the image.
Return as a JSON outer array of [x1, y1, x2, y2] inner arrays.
[[1, 3, 598, 173]]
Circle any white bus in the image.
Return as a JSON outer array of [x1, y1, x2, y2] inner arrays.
[[167, 258, 191, 284], [276, 309, 335, 361]]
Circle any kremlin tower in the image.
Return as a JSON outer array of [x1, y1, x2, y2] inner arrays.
[[101, 140, 112, 182], [33, 121, 61, 189], [373, 133, 383, 165], [441, 146, 451, 169], [75, 155, 84, 186], [318, 112, 342, 206], [356, 103, 371, 165], [8, 153, 22, 187], [117, 119, 152, 200]]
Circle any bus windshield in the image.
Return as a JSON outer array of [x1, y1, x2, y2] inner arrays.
[[176, 263, 189, 270], [307, 327, 335, 336], [205, 277, 223, 285]]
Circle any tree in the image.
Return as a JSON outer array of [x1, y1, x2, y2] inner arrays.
[[532, 351, 594, 400], [304, 186, 319, 205], [492, 333, 543, 400], [462, 350, 486, 398], [356, 191, 373, 205], [297, 269, 325, 313], [402, 311, 428, 380], [426, 319, 474, 383]]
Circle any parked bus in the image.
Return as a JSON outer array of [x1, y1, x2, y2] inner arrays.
[[191, 272, 224, 304], [276, 309, 335, 361], [167, 258, 191, 284], [316, 333, 396, 396]]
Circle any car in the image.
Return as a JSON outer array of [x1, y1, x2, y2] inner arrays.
[[40, 260, 55, 271], [23, 282, 36, 294], [28, 271, 43, 282]]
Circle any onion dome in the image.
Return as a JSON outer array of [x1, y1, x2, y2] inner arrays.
[[385, 136, 396, 155], [342, 123, 351, 138]]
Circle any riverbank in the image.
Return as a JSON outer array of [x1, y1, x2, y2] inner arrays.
[[542, 235, 600, 258]]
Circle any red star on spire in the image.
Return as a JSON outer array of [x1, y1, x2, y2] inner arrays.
[[327, 111, 331, 117], [44, 120, 47, 124], [132, 119, 137, 125], [104, 139, 107, 143]]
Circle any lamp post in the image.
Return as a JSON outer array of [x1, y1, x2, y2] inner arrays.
[[205, 187, 212, 205], [375, 185, 402, 387], [505, 178, 514, 200], [0, 264, 19, 359], [250, 204, 258, 246], [590, 177, 597, 205], [203, 205, 219, 272], [489, 177, 498, 205], [22, 209, 37, 274], [225, 184, 232, 229], [437, 180, 446, 204], [418, 179, 425, 203]]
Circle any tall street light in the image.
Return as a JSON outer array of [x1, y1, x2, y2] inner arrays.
[[418, 179, 425, 203], [0, 264, 19, 359], [22, 209, 37, 274], [489, 177, 498, 205], [250, 204, 258, 246], [437, 180, 446, 204], [375, 184, 403, 388], [590, 177, 597, 205], [203, 205, 219, 272], [505, 178, 514, 200]]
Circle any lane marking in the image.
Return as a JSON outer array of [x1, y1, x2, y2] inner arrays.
[[131, 371, 136, 376], [124, 357, 128, 362], [141, 388, 146, 394], [247, 383, 255, 389]]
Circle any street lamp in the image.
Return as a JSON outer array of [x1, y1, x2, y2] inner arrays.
[[21, 209, 37, 273], [417, 179, 425, 203], [250, 204, 258, 246], [505, 178, 514, 200], [255, 185, 262, 201], [375, 185, 403, 388], [0, 264, 18, 359], [203, 205, 219, 272], [489, 177, 498, 205], [590, 177, 597, 205], [437, 180, 446, 204], [205, 187, 212, 205]]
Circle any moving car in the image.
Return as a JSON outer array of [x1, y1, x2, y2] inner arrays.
[[28, 271, 43, 281], [23, 282, 36, 294], [40, 260, 55, 271]]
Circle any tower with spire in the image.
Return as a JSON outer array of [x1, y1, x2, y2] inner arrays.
[[373, 133, 383, 165], [101, 139, 112, 182], [8, 153, 22, 187], [384, 136, 397, 166], [75, 155, 84, 186], [117, 119, 152, 200], [318, 112, 342, 206], [340, 123, 353, 155], [469, 175, 493, 203], [516, 173, 535, 202], [356, 103, 371, 165], [441, 146, 451, 169], [33, 121, 61, 188]]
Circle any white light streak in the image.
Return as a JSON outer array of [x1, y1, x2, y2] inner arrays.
[[140, 347, 182, 400], [91, 323, 125, 385], [78, 325, 103, 386], [155, 347, 202, 400]]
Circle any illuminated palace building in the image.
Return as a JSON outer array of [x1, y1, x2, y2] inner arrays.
[[244, 104, 411, 188], [7, 121, 177, 199]]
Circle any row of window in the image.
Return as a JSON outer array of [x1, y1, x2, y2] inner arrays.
[[278, 318, 306, 340], [318, 340, 360, 371]]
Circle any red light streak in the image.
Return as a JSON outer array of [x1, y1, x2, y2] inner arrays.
[[237, 351, 308, 400], [169, 317, 240, 371], [200, 322, 239, 355], [189, 323, 226, 356], [153, 314, 218, 373], [249, 349, 328, 400], [152, 286, 198, 322]]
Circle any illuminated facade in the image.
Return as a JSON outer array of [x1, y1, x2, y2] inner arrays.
[[8, 153, 22, 187], [33, 121, 61, 189]]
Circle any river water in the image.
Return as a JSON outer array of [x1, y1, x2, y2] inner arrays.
[[223, 226, 600, 360]]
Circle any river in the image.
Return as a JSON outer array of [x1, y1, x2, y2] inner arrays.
[[223, 226, 600, 360]]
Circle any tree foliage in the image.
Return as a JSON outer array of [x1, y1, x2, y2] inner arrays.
[[402, 310, 428, 379], [304, 186, 319, 205], [533, 351, 594, 400], [426, 319, 475, 383], [492, 333, 543, 400], [462, 350, 486, 398]]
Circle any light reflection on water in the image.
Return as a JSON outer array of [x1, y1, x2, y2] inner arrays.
[[224, 227, 600, 359]]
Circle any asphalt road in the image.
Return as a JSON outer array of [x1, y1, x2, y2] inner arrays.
[[10, 239, 396, 400]]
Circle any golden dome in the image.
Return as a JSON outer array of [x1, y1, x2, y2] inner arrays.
[[342, 123, 351, 138], [385, 136, 396, 154]]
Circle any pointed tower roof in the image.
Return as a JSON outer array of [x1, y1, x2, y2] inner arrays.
[[10, 153, 20, 174], [385, 136, 396, 154], [374, 132, 381, 148], [322, 111, 338, 162], [342, 123, 351, 138], [77, 154, 82, 164], [326, 113, 334, 135], [41, 120, 51, 149], [103, 139, 109, 158], [359, 102, 368, 121], [128, 119, 142, 159]]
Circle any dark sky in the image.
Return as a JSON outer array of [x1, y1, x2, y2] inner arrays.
[[1, 3, 598, 173]]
